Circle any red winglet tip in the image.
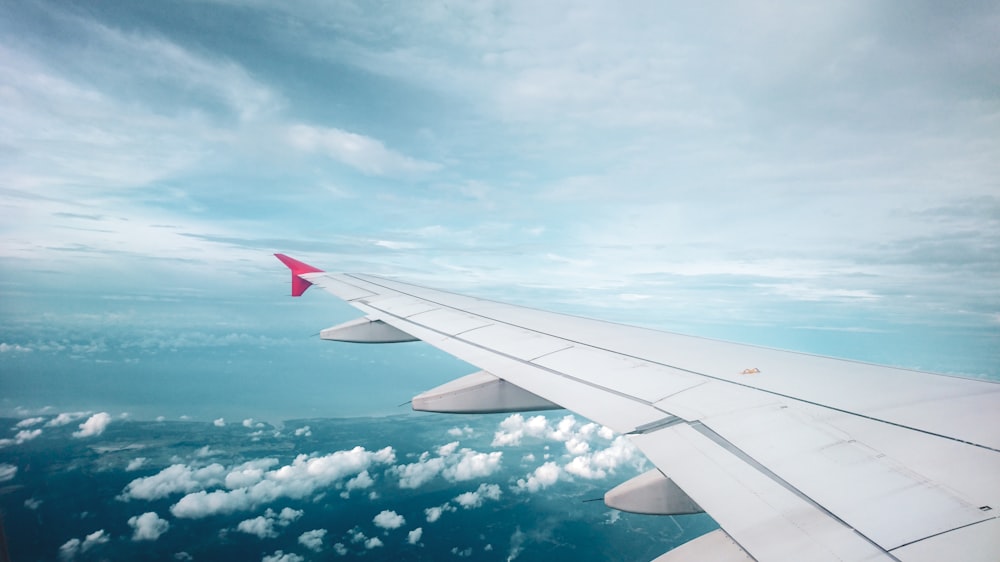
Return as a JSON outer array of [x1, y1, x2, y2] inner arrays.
[[274, 253, 324, 297]]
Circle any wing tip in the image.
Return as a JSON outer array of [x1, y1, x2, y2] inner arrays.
[[274, 253, 324, 297]]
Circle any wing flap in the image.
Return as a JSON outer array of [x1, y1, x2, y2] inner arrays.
[[633, 424, 892, 561], [651, 529, 752, 562]]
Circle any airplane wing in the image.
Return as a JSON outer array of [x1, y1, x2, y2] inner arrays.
[[275, 254, 1000, 561]]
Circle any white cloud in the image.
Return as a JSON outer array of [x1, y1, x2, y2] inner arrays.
[[441, 449, 503, 482], [563, 436, 641, 480], [424, 503, 456, 523], [286, 124, 441, 178], [128, 512, 170, 541], [373, 509, 406, 530], [126, 457, 147, 472], [298, 529, 327, 552], [453, 483, 502, 509], [447, 426, 473, 437], [73, 412, 111, 438], [120, 463, 226, 501], [436, 441, 460, 457], [169, 446, 395, 518], [333, 543, 348, 556], [0, 343, 31, 353], [46, 412, 89, 427], [237, 515, 277, 539], [15, 417, 45, 428], [236, 507, 303, 539], [407, 527, 423, 545], [393, 454, 446, 489], [293, 425, 312, 437], [58, 538, 81, 561], [6, 428, 42, 445], [25, 497, 43, 510], [261, 551, 304, 562], [345, 470, 374, 491], [364, 537, 383, 549], [515, 462, 561, 493], [213, 418, 226, 427], [0, 464, 17, 483]]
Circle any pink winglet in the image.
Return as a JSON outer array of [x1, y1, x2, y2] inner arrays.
[[274, 253, 324, 297]]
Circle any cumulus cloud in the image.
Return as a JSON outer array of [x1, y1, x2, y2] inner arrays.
[[169, 446, 394, 518], [237, 515, 277, 539], [120, 463, 226, 501], [345, 470, 374, 491], [261, 551, 304, 562], [298, 529, 327, 552], [213, 418, 226, 427], [563, 436, 640, 480], [0, 343, 31, 353], [126, 457, 147, 471], [73, 412, 112, 438], [491, 414, 550, 446], [442, 449, 503, 481], [59, 530, 109, 561], [293, 425, 312, 437], [333, 543, 348, 555], [407, 527, 423, 545], [424, 503, 456, 523], [447, 426, 473, 437], [514, 462, 561, 493], [393, 454, 446, 489], [128, 512, 170, 541], [453, 483, 502, 509], [236, 507, 302, 539], [364, 537, 383, 549], [1, 428, 43, 447], [372, 510, 405, 530]]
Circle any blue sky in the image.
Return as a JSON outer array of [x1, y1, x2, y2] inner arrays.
[[1, 1, 999, 420]]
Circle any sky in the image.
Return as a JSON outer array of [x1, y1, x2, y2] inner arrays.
[[1, 0, 999, 421]]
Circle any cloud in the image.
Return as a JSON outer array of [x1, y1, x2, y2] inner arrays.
[[46, 412, 89, 427], [236, 507, 302, 539], [453, 483, 502, 509], [364, 537, 383, 549], [73, 412, 111, 438], [0, 343, 31, 353], [286, 124, 441, 178], [515, 462, 561, 493], [59, 530, 110, 561], [372, 510, 406, 530], [126, 457, 147, 471], [345, 470, 374, 491], [0, 464, 17, 482], [120, 463, 226, 501], [563, 436, 640, 480], [293, 425, 312, 437], [298, 529, 327, 552], [169, 446, 395, 518], [424, 503, 456, 523], [441, 449, 503, 481], [213, 418, 226, 427], [14, 416, 45, 428], [237, 515, 277, 539], [128, 512, 170, 541], [407, 527, 423, 545], [392, 455, 446, 489], [261, 551, 304, 562]]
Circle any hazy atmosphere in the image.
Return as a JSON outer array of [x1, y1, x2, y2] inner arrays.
[[1, 1, 998, 560]]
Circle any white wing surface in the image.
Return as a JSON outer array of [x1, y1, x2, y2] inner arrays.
[[275, 254, 1000, 561]]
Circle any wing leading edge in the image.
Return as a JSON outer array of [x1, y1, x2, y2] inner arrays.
[[275, 254, 1000, 561]]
